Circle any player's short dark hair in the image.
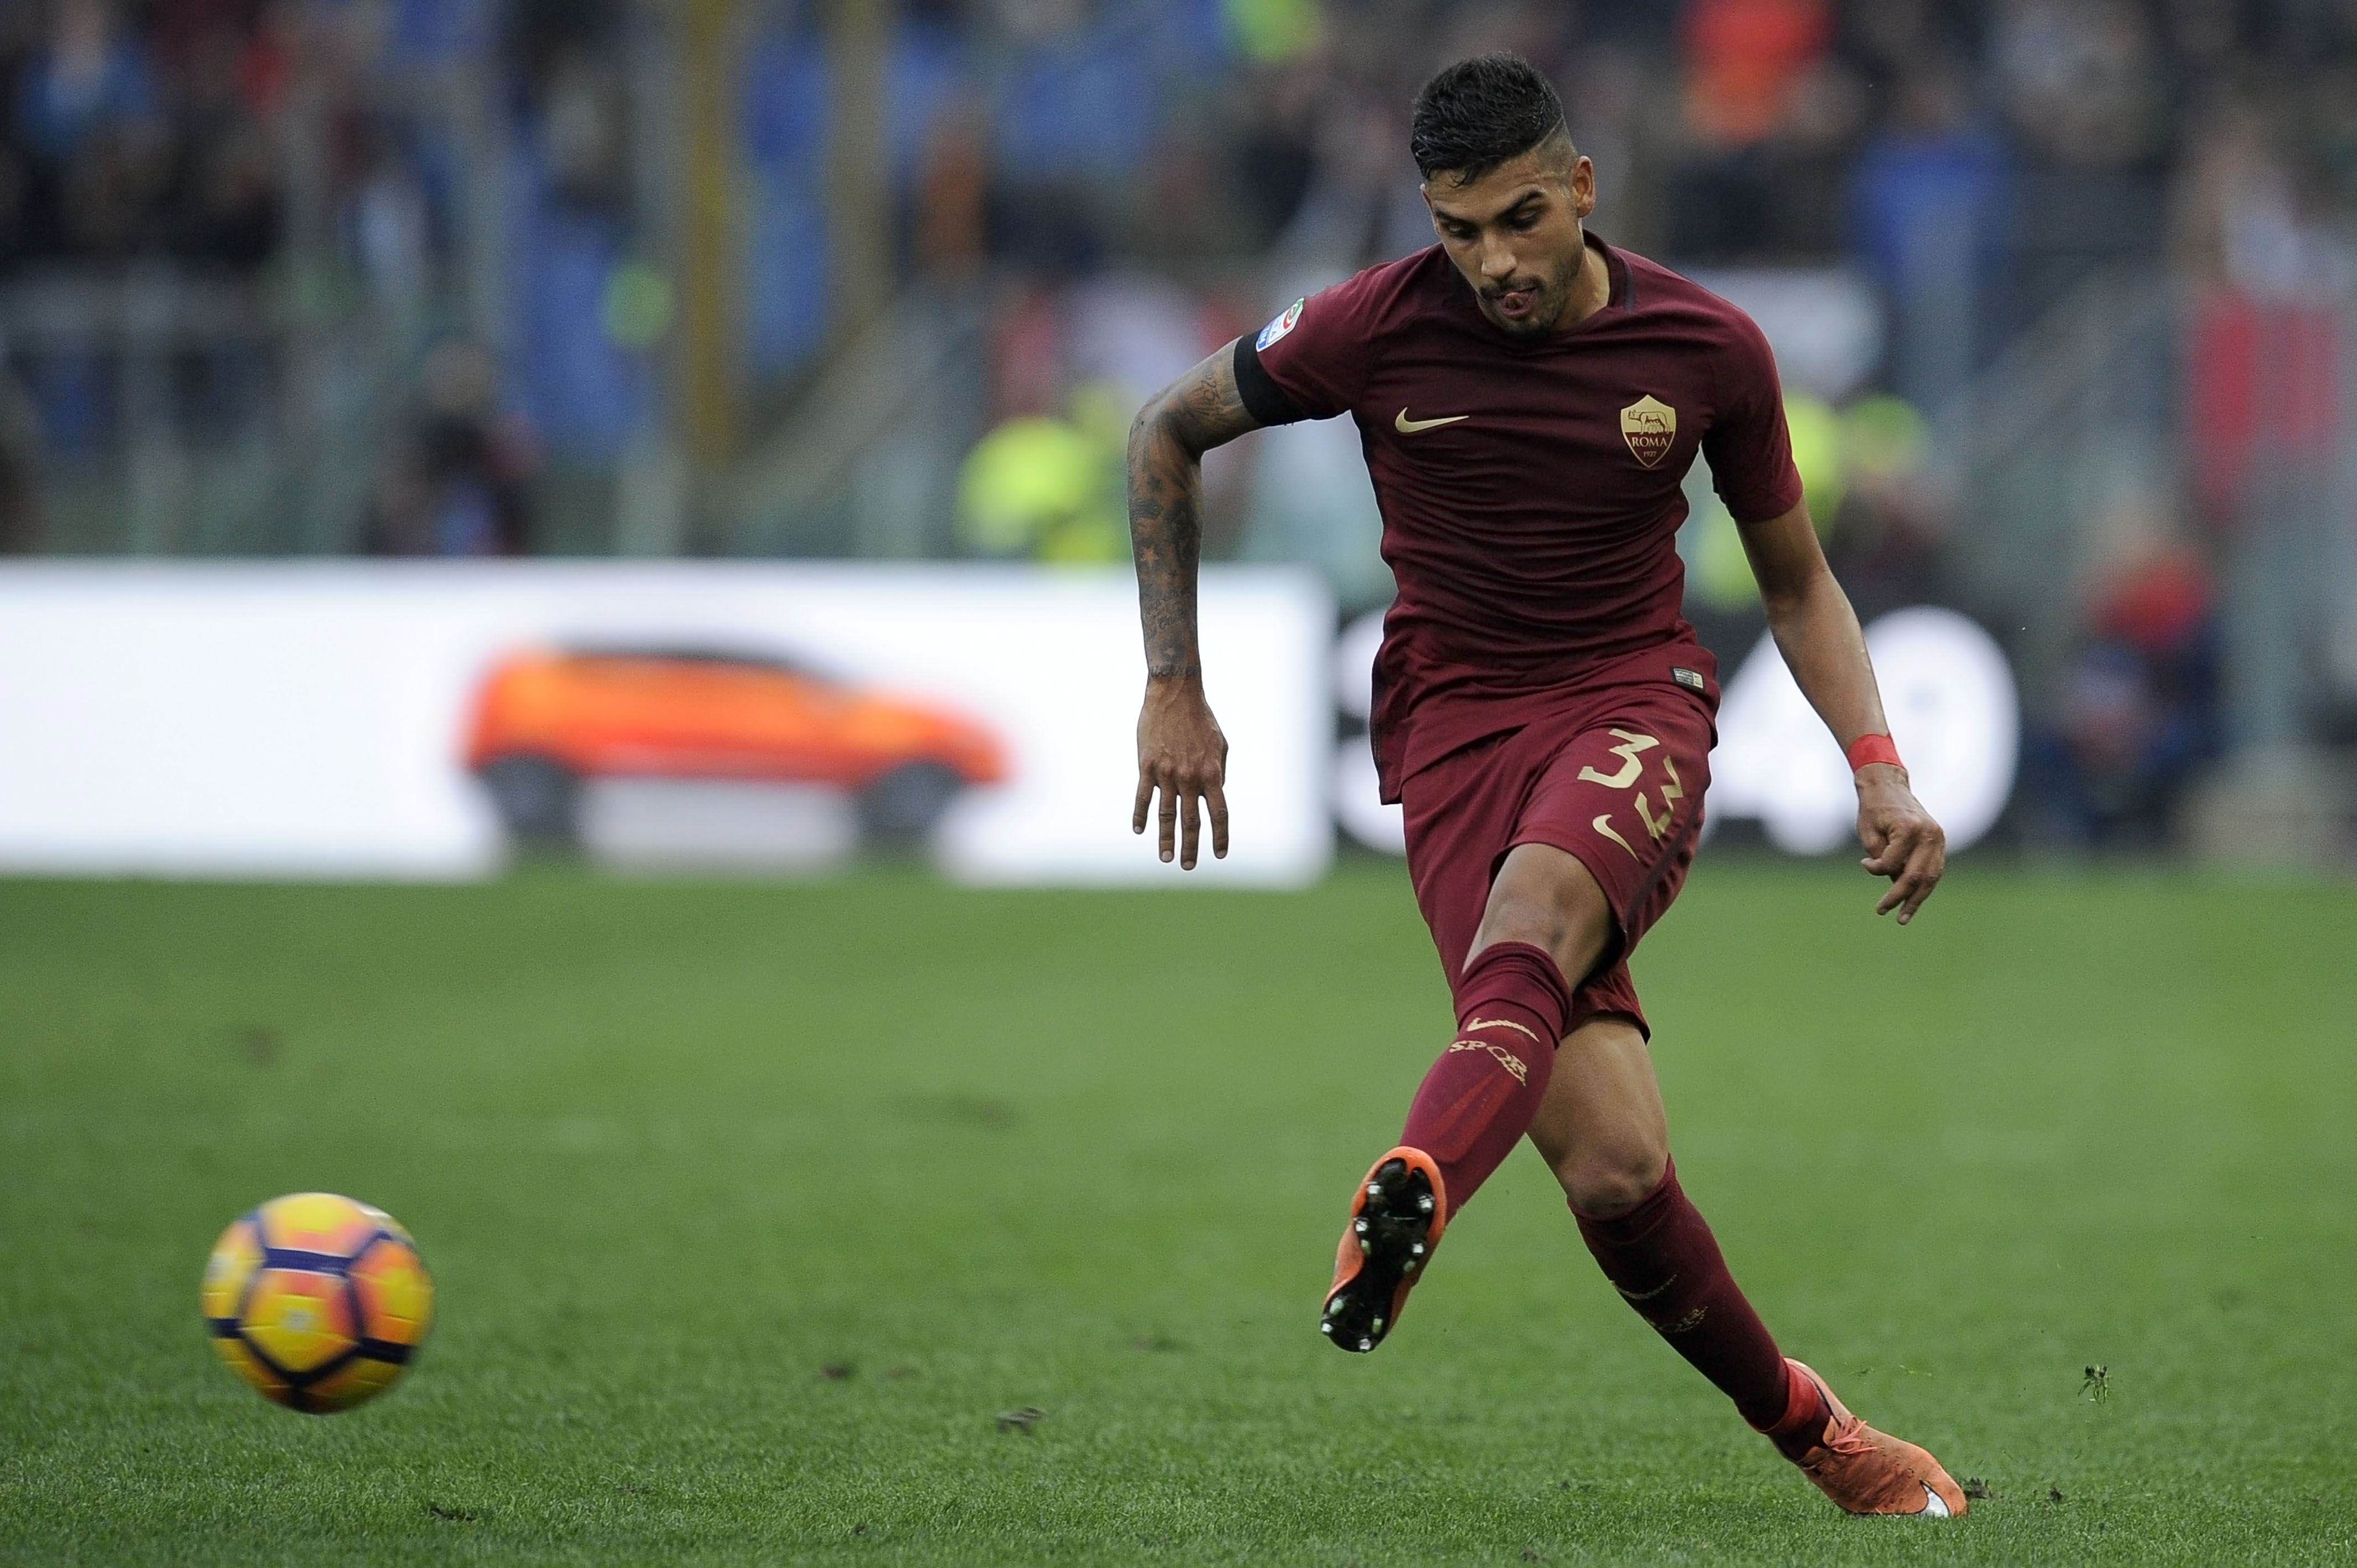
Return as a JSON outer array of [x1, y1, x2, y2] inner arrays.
[[1409, 53, 1569, 183]]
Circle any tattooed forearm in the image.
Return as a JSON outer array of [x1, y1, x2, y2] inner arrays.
[[1129, 446, 1201, 679], [1129, 344, 1261, 679]]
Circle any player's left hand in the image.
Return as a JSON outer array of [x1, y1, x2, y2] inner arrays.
[[1854, 764, 1944, 924]]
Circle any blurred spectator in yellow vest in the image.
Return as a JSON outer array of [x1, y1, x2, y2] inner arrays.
[[956, 381, 1130, 564]]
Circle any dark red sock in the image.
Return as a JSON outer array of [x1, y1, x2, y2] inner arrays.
[[1398, 940, 1571, 1215], [1573, 1157, 1795, 1431]]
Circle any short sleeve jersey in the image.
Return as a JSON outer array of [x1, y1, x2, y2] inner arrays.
[[1237, 235, 1802, 800]]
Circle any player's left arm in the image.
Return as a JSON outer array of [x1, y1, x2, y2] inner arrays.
[[1738, 503, 1947, 924]]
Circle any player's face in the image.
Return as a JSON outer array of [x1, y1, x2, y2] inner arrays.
[[1423, 147, 1596, 337]]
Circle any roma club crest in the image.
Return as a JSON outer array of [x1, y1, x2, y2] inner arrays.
[[1620, 395, 1676, 468]]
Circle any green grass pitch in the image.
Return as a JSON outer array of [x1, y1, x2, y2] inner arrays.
[[2, 860, 2351, 1564]]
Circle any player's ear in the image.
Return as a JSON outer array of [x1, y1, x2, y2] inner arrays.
[[1570, 156, 1596, 220]]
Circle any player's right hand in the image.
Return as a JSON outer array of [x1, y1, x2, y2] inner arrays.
[[1855, 764, 1944, 924], [1134, 673, 1229, 869]]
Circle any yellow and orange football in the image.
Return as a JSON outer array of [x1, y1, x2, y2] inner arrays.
[[200, 1193, 433, 1414]]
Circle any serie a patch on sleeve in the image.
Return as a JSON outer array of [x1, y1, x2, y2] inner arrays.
[[1256, 298, 1305, 352]]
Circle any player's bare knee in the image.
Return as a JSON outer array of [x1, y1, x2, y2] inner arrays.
[[1557, 1138, 1668, 1218]]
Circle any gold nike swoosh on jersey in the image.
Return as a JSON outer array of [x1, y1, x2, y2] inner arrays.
[[1394, 409, 1470, 434]]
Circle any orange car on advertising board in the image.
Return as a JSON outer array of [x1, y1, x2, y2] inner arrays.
[[462, 646, 1009, 846]]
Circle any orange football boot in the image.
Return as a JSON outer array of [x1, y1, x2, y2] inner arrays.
[[1767, 1359, 1968, 1517], [1320, 1147, 1447, 1353]]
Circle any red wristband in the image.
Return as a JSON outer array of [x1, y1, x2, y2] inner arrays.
[[1845, 733, 1903, 773]]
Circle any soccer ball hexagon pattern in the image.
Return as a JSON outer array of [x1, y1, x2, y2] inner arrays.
[[202, 1193, 433, 1414]]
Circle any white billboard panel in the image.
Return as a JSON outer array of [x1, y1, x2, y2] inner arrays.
[[1710, 607, 2020, 853], [0, 563, 1333, 887]]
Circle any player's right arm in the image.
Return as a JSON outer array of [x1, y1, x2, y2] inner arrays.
[[1739, 502, 1946, 923], [1128, 342, 1264, 869]]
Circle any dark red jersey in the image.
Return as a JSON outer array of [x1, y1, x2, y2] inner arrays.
[[1234, 235, 1803, 799]]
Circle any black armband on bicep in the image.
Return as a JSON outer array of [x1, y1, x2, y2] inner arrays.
[[1233, 335, 1309, 427]]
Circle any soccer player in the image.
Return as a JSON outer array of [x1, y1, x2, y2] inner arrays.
[[1125, 55, 1964, 1517]]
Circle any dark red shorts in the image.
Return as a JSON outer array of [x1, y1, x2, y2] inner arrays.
[[1399, 680, 1715, 1038]]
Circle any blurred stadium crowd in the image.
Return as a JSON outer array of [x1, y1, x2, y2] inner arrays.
[[3, 0, 2356, 853]]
